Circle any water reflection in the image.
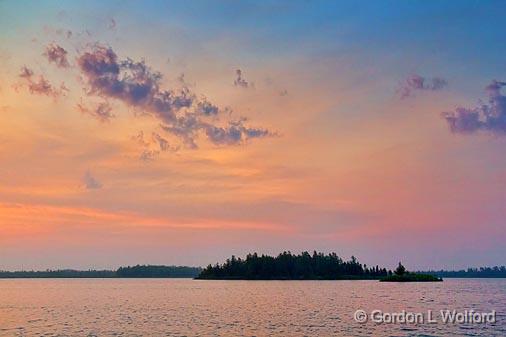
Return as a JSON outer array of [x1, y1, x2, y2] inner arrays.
[[0, 279, 504, 336]]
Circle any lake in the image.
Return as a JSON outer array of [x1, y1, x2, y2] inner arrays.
[[0, 279, 504, 336]]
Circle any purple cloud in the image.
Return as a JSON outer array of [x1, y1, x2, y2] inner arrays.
[[139, 149, 159, 162], [131, 131, 149, 147], [77, 44, 192, 123], [108, 18, 117, 30], [196, 99, 219, 116], [44, 43, 69, 68], [77, 44, 272, 148], [131, 131, 178, 161], [234, 69, 251, 88], [152, 132, 176, 152], [204, 120, 272, 146], [83, 171, 102, 189], [19, 66, 34, 79], [18, 66, 67, 98], [441, 80, 506, 135], [77, 100, 115, 123], [398, 74, 447, 98]]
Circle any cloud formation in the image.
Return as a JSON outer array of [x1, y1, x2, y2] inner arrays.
[[131, 131, 179, 161], [398, 74, 447, 98], [139, 149, 159, 162], [152, 132, 176, 152], [131, 131, 149, 147], [77, 44, 272, 148], [77, 44, 193, 123], [108, 18, 116, 30], [44, 43, 69, 68], [441, 80, 506, 135], [83, 171, 102, 189], [77, 100, 115, 122], [204, 119, 272, 146], [234, 69, 251, 88], [196, 99, 219, 116], [18, 66, 67, 98]]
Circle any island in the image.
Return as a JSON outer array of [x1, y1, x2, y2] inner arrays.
[[2, 257, 503, 279], [196, 251, 389, 280], [380, 263, 442, 282]]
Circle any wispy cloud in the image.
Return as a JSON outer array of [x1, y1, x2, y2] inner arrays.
[[131, 131, 150, 147], [131, 131, 179, 161], [83, 170, 102, 190], [152, 132, 177, 152], [398, 74, 447, 99], [44, 43, 69, 68], [18, 66, 67, 98], [77, 44, 192, 123], [234, 69, 252, 88], [139, 149, 159, 162], [76, 100, 115, 123], [441, 80, 506, 135], [195, 99, 220, 116], [108, 18, 116, 30], [204, 119, 272, 146], [76, 44, 272, 148]]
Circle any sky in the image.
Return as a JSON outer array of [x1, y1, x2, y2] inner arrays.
[[1, 0, 505, 271]]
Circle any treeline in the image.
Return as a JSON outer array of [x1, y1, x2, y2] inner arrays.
[[3, 261, 504, 279], [117, 265, 201, 278], [0, 265, 201, 278], [420, 266, 506, 278], [0, 269, 116, 278], [197, 251, 390, 280]]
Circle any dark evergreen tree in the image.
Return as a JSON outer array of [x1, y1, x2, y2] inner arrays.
[[197, 251, 389, 280], [394, 262, 406, 276]]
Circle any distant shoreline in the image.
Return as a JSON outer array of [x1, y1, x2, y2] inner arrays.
[[0, 276, 506, 281], [196, 252, 506, 280], [0, 265, 202, 279], [2, 268, 505, 279], [2, 255, 505, 280]]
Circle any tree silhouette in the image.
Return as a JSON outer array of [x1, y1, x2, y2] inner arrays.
[[394, 262, 406, 276], [197, 251, 389, 280]]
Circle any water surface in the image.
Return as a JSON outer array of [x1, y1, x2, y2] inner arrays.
[[0, 279, 504, 336]]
